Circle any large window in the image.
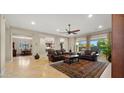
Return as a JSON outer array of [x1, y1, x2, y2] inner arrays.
[[89, 33, 108, 47], [79, 40, 87, 49], [76, 33, 109, 52], [20, 43, 28, 49], [90, 40, 98, 47], [76, 37, 87, 52]]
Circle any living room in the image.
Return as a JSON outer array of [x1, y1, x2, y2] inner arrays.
[[1, 14, 112, 78], [1, 1, 124, 93]]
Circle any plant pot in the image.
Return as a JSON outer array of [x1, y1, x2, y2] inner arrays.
[[34, 53, 40, 59], [108, 54, 111, 62]]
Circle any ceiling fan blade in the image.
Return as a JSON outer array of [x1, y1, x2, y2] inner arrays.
[[60, 24, 80, 35], [70, 29, 80, 32], [73, 32, 77, 34]]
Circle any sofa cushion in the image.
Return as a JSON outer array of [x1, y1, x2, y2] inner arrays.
[[80, 50, 85, 55], [85, 50, 92, 55], [56, 50, 62, 55], [53, 51, 57, 55]]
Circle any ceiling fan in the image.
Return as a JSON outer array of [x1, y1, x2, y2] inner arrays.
[[60, 24, 80, 35]]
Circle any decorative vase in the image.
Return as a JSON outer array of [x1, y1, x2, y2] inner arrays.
[[34, 53, 40, 59]]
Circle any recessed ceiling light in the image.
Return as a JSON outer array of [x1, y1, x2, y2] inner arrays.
[[31, 21, 36, 25], [56, 29, 60, 32], [88, 14, 93, 18], [76, 42, 79, 45], [98, 25, 103, 28]]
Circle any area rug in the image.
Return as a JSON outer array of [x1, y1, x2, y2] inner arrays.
[[51, 60, 109, 78]]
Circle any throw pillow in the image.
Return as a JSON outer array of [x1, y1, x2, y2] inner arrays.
[[81, 50, 85, 55], [91, 52, 96, 56]]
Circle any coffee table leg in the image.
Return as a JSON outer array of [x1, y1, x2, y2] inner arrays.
[[78, 58, 79, 62]]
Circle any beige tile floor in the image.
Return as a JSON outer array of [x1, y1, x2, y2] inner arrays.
[[3, 55, 111, 78], [3, 56, 69, 78]]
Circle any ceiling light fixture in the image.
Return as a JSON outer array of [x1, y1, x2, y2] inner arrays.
[[88, 14, 93, 18], [60, 38, 65, 43], [98, 25, 103, 28], [31, 21, 36, 25]]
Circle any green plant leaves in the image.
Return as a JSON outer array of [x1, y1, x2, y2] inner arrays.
[[97, 38, 111, 57]]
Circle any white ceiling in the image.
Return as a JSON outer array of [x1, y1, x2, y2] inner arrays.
[[5, 14, 112, 37]]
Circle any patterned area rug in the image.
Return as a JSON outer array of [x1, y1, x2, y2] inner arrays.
[[51, 60, 109, 78]]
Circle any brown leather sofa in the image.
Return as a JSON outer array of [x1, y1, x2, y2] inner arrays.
[[47, 49, 65, 62], [78, 50, 99, 61]]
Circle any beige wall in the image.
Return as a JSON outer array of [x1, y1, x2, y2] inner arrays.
[[8, 27, 69, 58]]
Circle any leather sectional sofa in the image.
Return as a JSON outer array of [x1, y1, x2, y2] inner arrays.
[[47, 49, 66, 62], [78, 50, 99, 61]]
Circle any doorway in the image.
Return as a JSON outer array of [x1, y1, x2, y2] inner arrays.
[[12, 35, 32, 57]]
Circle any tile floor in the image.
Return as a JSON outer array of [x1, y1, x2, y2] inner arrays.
[[3, 56, 68, 78], [3, 55, 111, 78]]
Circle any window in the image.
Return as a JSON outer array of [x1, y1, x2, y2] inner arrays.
[[19, 41, 30, 50], [89, 33, 108, 47], [76, 37, 87, 52], [79, 40, 87, 47], [90, 40, 98, 47]]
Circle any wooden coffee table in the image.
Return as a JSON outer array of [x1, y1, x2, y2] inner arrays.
[[64, 55, 79, 64]]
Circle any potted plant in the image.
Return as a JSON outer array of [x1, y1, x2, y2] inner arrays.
[[97, 39, 111, 62]]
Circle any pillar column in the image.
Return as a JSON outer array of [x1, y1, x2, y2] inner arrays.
[[0, 15, 6, 76], [6, 24, 12, 62], [112, 15, 124, 77]]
